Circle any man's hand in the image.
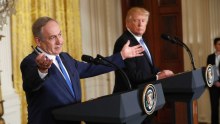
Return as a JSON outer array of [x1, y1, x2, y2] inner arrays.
[[214, 81, 220, 87], [157, 70, 174, 80], [120, 40, 144, 60], [35, 53, 53, 73]]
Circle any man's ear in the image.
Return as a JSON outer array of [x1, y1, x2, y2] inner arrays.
[[34, 37, 41, 46]]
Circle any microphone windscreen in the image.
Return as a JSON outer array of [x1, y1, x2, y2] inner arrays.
[[161, 33, 177, 44], [161, 34, 171, 41], [81, 55, 94, 63]]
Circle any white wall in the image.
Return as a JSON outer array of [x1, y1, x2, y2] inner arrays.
[[0, 18, 21, 124]]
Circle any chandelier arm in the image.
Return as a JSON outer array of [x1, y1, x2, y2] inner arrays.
[[0, 0, 9, 13]]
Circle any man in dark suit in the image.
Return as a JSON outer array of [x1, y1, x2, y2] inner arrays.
[[207, 37, 220, 124], [113, 7, 174, 124], [20, 16, 144, 124], [113, 7, 173, 92]]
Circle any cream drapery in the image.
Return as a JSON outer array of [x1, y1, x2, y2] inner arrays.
[[11, 0, 83, 123], [80, 0, 122, 101], [182, 0, 220, 123]]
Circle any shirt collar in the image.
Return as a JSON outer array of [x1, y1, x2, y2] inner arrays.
[[215, 51, 220, 55], [127, 28, 142, 42]]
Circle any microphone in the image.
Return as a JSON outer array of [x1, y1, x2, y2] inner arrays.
[[81, 54, 132, 90], [161, 33, 196, 70], [96, 54, 132, 90], [161, 34, 183, 46], [81, 54, 106, 65], [81, 55, 94, 63]]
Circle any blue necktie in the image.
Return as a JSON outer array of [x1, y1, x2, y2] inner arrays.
[[139, 38, 152, 64], [56, 56, 75, 97]]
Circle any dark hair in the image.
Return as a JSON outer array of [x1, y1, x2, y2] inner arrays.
[[214, 37, 220, 45], [32, 16, 57, 40]]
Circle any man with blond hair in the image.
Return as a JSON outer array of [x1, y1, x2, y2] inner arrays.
[[113, 7, 174, 124]]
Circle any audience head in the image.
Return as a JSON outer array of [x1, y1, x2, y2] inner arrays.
[[214, 37, 220, 52]]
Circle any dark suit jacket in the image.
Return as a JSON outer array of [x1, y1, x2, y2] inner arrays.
[[20, 52, 124, 124], [207, 53, 220, 124], [113, 30, 159, 93], [207, 53, 220, 82], [207, 53, 216, 65]]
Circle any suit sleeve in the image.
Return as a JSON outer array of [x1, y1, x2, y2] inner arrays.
[[63, 53, 125, 79], [207, 54, 214, 65], [20, 54, 45, 93], [123, 57, 157, 84]]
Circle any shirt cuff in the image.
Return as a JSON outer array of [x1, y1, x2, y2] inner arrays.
[[156, 72, 161, 80], [156, 74, 158, 80], [38, 69, 48, 79]]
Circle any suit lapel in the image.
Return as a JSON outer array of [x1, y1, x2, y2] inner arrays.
[[51, 63, 75, 99], [59, 54, 79, 100], [213, 54, 216, 65], [50, 64, 73, 97], [126, 31, 154, 66]]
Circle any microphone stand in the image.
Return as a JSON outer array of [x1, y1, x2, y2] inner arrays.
[[174, 37, 196, 70], [161, 35, 196, 124], [96, 54, 132, 90]]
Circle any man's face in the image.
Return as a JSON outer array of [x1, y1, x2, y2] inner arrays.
[[215, 41, 220, 52], [37, 20, 64, 55], [127, 14, 148, 36]]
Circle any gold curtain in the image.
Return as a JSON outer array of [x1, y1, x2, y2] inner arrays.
[[11, 0, 83, 123]]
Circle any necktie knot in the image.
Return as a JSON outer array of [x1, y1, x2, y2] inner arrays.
[[140, 38, 144, 43]]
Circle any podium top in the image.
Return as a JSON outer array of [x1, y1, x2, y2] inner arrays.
[[155, 67, 217, 101], [52, 83, 165, 123]]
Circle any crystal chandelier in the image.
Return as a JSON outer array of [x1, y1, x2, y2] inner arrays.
[[0, 0, 16, 30]]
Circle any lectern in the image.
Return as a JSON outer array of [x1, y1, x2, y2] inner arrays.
[[152, 67, 217, 124], [159, 68, 207, 100], [52, 83, 165, 124]]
